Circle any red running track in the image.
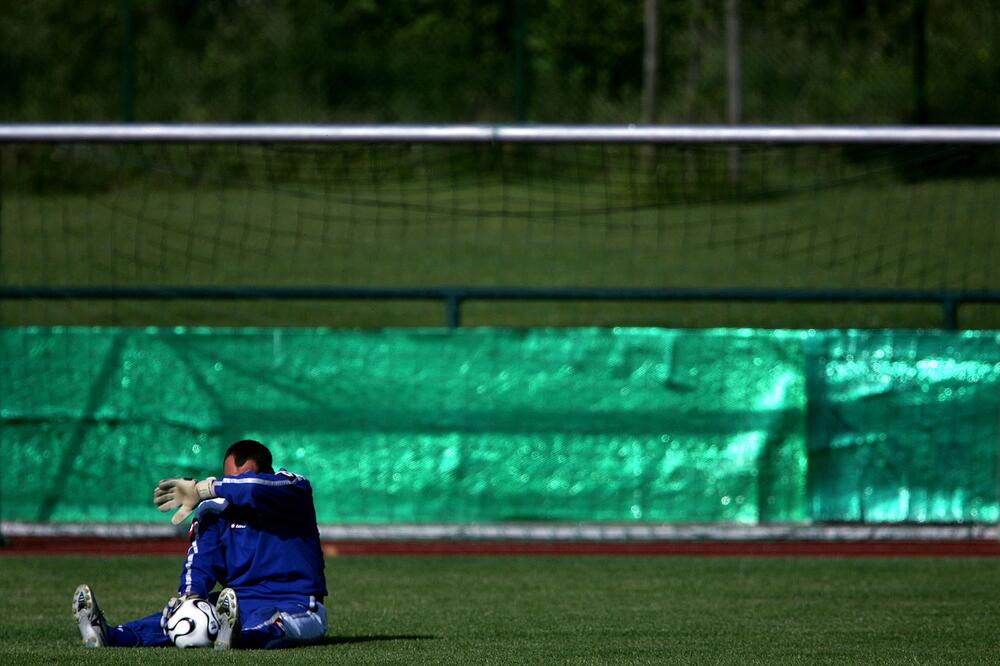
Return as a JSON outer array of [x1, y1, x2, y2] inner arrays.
[[4, 536, 1000, 557]]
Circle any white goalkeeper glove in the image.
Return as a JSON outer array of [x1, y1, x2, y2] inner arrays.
[[153, 478, 216, 525]]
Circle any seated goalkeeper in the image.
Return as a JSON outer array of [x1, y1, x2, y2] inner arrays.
[[73, 439, 328, 650]]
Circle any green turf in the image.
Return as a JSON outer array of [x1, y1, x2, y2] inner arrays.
[[4, 554, 1000, 664]]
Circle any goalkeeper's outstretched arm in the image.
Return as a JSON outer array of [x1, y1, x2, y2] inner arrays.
[[212, 471, 316, 524], [152, 439, 316, 527]]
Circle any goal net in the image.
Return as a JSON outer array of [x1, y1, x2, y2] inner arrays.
[[3, 127, 998, 329]]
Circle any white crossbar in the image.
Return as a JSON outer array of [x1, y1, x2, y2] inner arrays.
[[1, 124, 1000, 144]]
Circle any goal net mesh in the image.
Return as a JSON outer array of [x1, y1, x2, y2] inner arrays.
[[3, 141, 998, 328]]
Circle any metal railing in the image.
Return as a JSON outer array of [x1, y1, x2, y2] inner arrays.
[[3, 285, 999, 329]]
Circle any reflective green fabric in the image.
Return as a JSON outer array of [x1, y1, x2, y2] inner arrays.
[[1, 327, 997, 524], [806, 330, 1000, 522]]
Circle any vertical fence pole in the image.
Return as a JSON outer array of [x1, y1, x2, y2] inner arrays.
[[942, 295, 958, 330], [726, 0, 742, 184], [514, 0, 529, 122], [447, 293, 463, 329], [913, 0, 929, 123], [642, 0, 659, 125], [120, 0, 135, 123]]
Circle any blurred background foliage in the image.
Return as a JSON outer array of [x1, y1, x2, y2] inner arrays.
[[1, 0, 997, 125]]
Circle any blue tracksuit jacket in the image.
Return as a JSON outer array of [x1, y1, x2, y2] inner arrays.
[[180, 469, 327, 603]]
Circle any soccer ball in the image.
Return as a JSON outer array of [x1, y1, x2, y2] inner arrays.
[[166, 598, 220, 648]]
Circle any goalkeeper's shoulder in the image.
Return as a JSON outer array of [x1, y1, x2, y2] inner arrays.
[[217, 468, 311, 486], [274, 468, 309, 482], [213, 469, 315, 505]]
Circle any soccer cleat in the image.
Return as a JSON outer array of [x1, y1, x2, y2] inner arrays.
[[73, 584, 109, 648], [214, 587, 239, 651]]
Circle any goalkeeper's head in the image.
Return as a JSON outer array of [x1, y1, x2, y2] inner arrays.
[[223, 439, 275, 476]]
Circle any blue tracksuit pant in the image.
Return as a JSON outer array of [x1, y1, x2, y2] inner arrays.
[[106, 594, 327, 649]]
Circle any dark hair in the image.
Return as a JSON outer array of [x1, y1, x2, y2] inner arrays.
[[224, 439, 274, 474]]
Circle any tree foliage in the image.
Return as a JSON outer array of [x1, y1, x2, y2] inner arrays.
[[0, 0, 997, 123]]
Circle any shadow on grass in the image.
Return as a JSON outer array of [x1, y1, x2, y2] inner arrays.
[[314, 635, 437, 647]]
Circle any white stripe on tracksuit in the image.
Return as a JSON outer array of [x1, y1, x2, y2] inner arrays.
[[243, 596, 328, 644], [182, 537, 199, 596], [215, 474, 301, 487], [279, 598, 328, 643]]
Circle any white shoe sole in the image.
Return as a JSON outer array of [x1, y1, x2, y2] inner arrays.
[[73, 584, 105, 648], [214, 588, 238, 651]]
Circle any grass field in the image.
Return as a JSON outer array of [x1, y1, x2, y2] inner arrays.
[[5, 554, 1000, 664]]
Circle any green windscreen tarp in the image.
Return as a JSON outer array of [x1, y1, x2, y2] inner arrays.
[[1, 327, 998, 524]]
